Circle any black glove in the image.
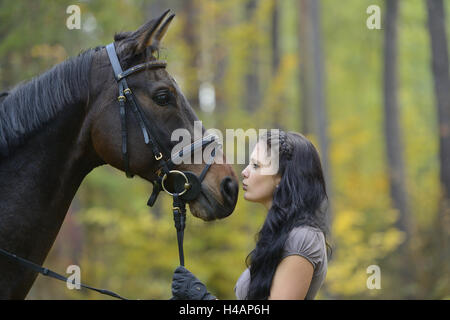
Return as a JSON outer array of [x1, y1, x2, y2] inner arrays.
[[171, 266, 217, 300]]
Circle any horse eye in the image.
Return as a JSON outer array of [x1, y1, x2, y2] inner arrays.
[[152, 90, 171, 106]]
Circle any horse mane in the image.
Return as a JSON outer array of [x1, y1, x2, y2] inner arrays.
[[0, 48, 96, 158], [0, 92, 8, 101]]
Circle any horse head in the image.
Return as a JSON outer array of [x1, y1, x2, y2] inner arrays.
[[87, 11, 239, 221]]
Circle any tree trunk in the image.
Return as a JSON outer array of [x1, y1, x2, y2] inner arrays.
[[182, 0, 201, 110], [298, 0, 314, 135], [425, 0, 450, 298], [426, 0, 450, 210], [271, 0, 282, 128], [383, 0, 417, 297], [310, 0, 333, 224], [244, 0, 261, 114], [271, 0, 280, 74], [383, 0, 412, 243]]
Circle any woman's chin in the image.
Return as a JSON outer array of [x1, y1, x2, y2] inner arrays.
[[243, 192, 254, 202]]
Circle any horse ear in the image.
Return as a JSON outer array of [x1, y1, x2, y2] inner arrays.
[[152, 13, 175, 48], [134, 9, 171, 53]]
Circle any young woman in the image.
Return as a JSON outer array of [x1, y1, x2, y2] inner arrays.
[[171, 130, 331, 300]]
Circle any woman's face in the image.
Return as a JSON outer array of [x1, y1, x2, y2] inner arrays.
[[241, 142, 281, 209]]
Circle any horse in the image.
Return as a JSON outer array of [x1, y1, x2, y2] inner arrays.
[[0, 10, 239, 299]]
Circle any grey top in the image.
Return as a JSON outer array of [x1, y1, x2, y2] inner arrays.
[[234, 225, 328, 300]]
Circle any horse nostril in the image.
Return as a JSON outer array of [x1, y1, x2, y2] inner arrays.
[[221, 176, 239, 207]]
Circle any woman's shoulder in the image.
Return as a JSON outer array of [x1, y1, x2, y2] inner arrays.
[[288, 225, 324, 243], [283, 225, 327, 270]]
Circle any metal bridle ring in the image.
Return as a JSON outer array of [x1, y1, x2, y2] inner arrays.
[[161, 170, 190, 196]]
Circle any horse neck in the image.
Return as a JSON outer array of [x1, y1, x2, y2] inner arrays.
[[0, 99, 101, 298]]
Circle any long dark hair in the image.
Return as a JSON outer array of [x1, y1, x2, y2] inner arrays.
[[245, 130, 331, 300]]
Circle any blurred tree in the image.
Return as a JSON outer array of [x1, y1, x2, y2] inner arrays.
[[244, 0, 261, 114], [271, 0, 280, 73], [271, 0, 282, 128], [182, 0, 201, 110], [383, 0, 413, 279], [383, 0, 420, 298], [310, 0, 333, 223], [321, 0, 404, 299], [425, 0, 450, 298], [298, 0, 314, 135]]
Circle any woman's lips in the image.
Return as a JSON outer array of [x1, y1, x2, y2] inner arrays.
[[243, 184, 247, 191]]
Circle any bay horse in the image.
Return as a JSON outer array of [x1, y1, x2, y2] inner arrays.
[[0, 11, 239, 299]]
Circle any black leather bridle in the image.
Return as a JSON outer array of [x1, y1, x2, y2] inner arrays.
[[0, 42, 219, 300], [105, 42, 219, 267]]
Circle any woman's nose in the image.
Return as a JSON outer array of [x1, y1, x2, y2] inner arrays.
[[241, 166, 248, 179]]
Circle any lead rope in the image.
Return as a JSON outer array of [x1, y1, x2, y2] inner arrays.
[[0, 247, 128, 300], [0, 192, 187, 301], [0, 194, 187, 301], [166, 144, 217, 267], [172, 193, 186, 266]]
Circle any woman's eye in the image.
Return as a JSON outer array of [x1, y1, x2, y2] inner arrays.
[[252, 163, 259, 169], [152, 90, 171, 106]]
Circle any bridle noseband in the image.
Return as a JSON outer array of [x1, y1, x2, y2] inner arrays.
[[0, 42, 220, 300]]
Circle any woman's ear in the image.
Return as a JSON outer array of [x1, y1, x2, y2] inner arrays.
[[274, 175, 281, 188]]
